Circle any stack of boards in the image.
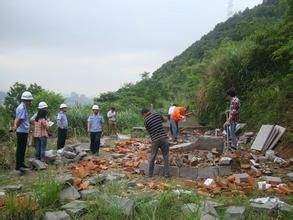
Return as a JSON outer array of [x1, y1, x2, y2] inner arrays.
[[251, 125, 286, 152]]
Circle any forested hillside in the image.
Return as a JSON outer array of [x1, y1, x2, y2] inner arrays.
[[96, 0, 292, 141]]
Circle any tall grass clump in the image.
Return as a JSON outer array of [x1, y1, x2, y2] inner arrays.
[[66, 104, 91, 136], [32, 179, 62, 209], [117, 109, 143, 133], [0, 193, 37, 220]]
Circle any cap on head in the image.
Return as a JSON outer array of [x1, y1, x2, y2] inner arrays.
[[92, 105, 99, 110], [60, 103, 67, 109], [21, 91, 33, 100], [38, 101, 48, 109]]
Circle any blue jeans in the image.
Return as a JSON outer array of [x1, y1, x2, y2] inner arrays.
[[34, 136, 47, 161], [224, 122, 237, 149], [170, 119, 178, 141], [149, 138, 170, 176]]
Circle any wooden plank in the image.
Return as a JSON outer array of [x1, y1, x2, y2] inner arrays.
[[251, 125, 274, 151]]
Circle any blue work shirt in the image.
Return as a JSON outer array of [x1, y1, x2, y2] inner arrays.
[[57, 111, 68, 129], [16, 102, 30, 133], [88, 114, 104, 132]]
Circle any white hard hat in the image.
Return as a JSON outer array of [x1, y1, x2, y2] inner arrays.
[[21, 91, 33, 100], [60, 103, 67, 109], [38, 101, 48, 109], [92, 105, 99, 110]]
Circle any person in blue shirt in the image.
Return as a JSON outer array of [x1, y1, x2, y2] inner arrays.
[[13, 91, 33, 172], [57, 103, 68, 149], [87, 105, 104, 155]]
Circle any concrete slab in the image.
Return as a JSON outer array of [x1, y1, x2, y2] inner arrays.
[[170, 136, 224, 153], [269, 125, 286, 150], [251, 125, 274, 151], [263, 126, 279, 152], [179, 167, 198, 178]]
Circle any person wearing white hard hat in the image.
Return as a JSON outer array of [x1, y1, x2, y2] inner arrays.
[[33, 104, 49, 162], [31, 101, 49, 121], [87, 105, 104, 155], [13, 91, 33, 172], [56, 103, 68, 149]]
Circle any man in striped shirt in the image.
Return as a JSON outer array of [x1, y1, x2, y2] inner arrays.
[[142, 108, 170, 178]]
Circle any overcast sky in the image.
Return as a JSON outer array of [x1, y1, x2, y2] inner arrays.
[[0, 0, 262, 97]]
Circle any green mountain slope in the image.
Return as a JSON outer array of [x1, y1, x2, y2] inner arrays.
[[96, 0, 292, 144]]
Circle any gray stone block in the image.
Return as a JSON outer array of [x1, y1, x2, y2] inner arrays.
[[179, 167, 198, 178], [0, 184, 23, 192], [169, 166, 180, 177], [198, 167, 218, 178], [44, 211, 70, 220], [181, 203, 199, 215], [61, 200, 87, 216], [55, 174, 74, 185], [104, 195, 135, 215], [30, 159, 47, 170], [218, 166, 232, 176], [60, 186, 80, 202], [224, 206, 246, 220], [80, 189, 100, 200]]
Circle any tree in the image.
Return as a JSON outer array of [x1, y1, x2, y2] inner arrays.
[[4, 82, 27, 118]]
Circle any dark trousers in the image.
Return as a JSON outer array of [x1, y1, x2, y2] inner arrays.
[[90, 132, 102, 154], [16, 132, 28, 170], [149, 138, 170, 176], [57, 128, 67, 149]]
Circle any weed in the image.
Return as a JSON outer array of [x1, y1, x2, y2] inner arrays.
[[32, 178, 62, 209]]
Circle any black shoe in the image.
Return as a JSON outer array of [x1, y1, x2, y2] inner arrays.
[[21, 164, 29, 168], [164, 174, 171, 178]]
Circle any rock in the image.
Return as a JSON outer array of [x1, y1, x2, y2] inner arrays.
[[278, 201, 293, 212], [80, 189, 100, 200], [60, 186, 80, 202], [250, 197, 279, 214], [45, 150, 57, 163], [265, 150, 276, 161], [29, 159, 47, 170], [181, 203, 198, 215], [61, 200, 87, 216], [55, 175, 74, 185], [62, 151, 76, 159], [244, 132, 254, 137], [44, 211, 70, 220], [224, 206, 246, 220], [0, 184, 23, 192], [219, 157, 232, 165], [287, 172, 293, 181], [104, 195, 135, 215]]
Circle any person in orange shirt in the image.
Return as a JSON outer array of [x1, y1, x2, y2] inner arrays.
[[170, 106, 187, 144]]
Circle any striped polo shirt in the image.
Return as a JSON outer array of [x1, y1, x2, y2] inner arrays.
[[144, 112, 167, 142]]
